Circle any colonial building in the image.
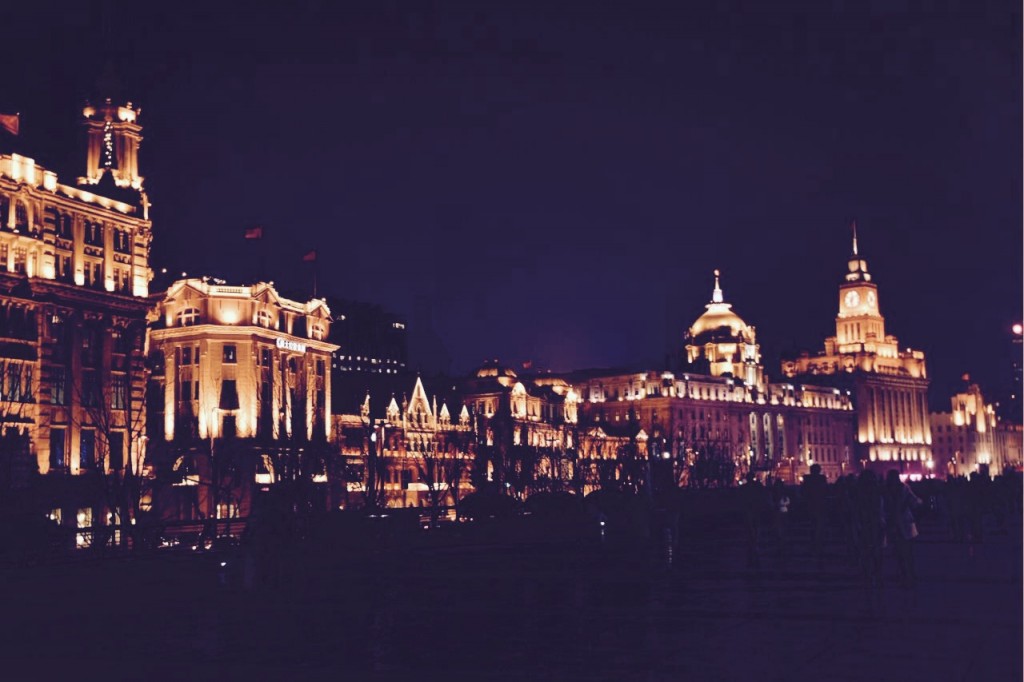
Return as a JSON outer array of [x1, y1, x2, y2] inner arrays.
[[571, 272, 856, 482], [462, 361, 591, 494], [147, 278, 338, 519], [683, 270, 765, 392], [782, 230, 933, 474], [0, 100, 153, 544], [333, 375, 474, 510], [931, 379, 1023, 477]]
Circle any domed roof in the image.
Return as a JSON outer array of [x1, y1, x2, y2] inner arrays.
[[474, 359, 518, 380], [688, 270, 750, 340]]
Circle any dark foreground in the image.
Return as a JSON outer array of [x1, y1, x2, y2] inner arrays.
[[2, 509, 1020, 681]]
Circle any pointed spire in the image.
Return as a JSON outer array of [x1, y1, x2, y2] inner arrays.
[[711, 269, 724, 304], [851, 220, 859, 256]]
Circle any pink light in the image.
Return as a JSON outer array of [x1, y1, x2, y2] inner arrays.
[[1013, 323, 1023, 336]]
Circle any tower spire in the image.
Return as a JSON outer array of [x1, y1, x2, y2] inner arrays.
[[711, 269, 724, 304], [851, 220, 859, 256]]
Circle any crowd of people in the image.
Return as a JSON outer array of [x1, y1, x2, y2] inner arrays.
[[741, 465, 1022, 587]]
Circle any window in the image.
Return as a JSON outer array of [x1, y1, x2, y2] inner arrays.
[[6, 363, 20, 402], [50, 428, 66, 469], [222, 345, 237, 364], [261, 348, 271, 367], [176, 308, 200, 327], [108, 432, 124, 471], [222, 415, 237, 439], [51, 367, 67, 405], [84, 221, 104, 246], [219, 380, 239, 410], [316, 359, 324, 376], [257, 310, 273, 328], [82, 326, 100, 367], [114, 230, 131, 254], [181, 346, 192, 365], [20, 364, 32, 402], [82, 371, 99, 407], [93, 263, 102, 289], [14, 203, 28, 231], [111, 375, 127, 410], [58, 255, 72, 281], [76, 508, 93, 548], [80, 429, 95, 469], [13, 247, 26, 274]]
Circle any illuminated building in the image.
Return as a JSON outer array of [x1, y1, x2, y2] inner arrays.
[[333, 375, 473, 509], [568, 271, 855, 482], [571, 370, 854, 483], [148, 278, 338, 519], [931, 379, 1022, 476], [326, 297, 408, 376], [781, 231, 933, 473], [0, 101, 153, 541], [463, 361, 589, 494], [683, 270, 765, 391]]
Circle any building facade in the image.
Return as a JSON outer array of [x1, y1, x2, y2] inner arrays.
[[782, 232, 933, 474], [567, 272, 856, 483], [0, 100, 153, 544], [333, 375, 474, 510], [931, 380, 1023, 477], [147, 279, 338, 519]]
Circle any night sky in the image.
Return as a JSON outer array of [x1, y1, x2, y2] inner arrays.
[[4, 1, 1021, 407]]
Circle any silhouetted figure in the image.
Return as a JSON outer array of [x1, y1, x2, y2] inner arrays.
[[966, 472, 988, 543], [835, 474, 859, 565], [741, 474, 769, 568], [801, 463, 829, 567], [946, 476, 968, 542], [771, 479, 791, 561], [854, 470, 885, 587], [884, 470, 921, 588]]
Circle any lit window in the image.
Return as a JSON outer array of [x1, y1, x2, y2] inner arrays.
[[176, 308, 200, 327], [223, 345, 237, 363]]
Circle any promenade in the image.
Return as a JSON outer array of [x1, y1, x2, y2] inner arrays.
[[2, 511, 1020, 681]]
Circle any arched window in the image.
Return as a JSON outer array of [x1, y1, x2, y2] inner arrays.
[[309, 323, 325, 340], [256, 309, 273, 328], [176, 308, 200, 327]]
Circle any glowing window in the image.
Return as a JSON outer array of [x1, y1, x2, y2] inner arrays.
[[176, 308, 200, 327]]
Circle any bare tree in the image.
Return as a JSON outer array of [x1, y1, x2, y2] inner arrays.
[[413, 435, 469, 527], [71, 318, 149, 549]]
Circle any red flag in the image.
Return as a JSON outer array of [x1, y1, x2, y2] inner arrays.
[[244, 226, 263, 239], [0, 114, 19, 136], [302, 249, 317, 262]]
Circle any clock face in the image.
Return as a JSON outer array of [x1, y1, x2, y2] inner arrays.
[[844, 290, 860, 308], [866, 291, 876, 308]]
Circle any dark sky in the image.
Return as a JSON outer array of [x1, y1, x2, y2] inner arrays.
[[4, 1, 1021, 407]]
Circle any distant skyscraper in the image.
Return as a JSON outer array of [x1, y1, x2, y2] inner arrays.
[[326, 298, 408, 377], [782, 227, 933, 474]]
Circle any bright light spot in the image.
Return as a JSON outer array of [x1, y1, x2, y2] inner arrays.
[[1014, 323, 1023, 336]]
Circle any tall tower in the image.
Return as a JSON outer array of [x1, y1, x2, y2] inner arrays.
[[684, 270, 765, 391], [79, 98, 144, 191], [836, 223, 885, 349], [781, 224, 933, 474]]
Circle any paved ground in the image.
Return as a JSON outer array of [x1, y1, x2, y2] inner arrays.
[[1, 514, 1020, 681]]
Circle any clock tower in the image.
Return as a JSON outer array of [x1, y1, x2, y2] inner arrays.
[[836, 225, 885, 349], [781, 222, 932, 475]]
